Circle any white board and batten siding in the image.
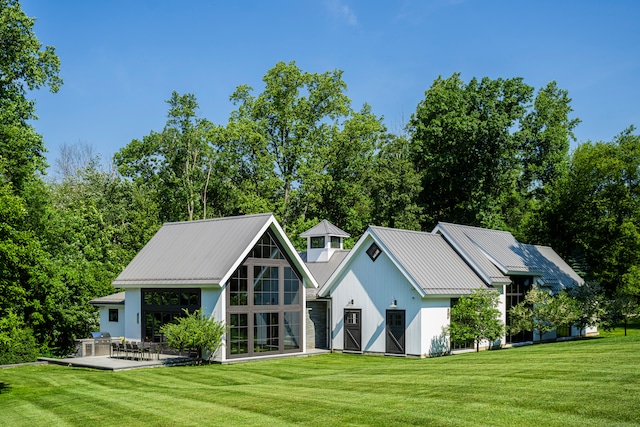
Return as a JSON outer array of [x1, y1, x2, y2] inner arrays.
[[330, 234, 447, 357]]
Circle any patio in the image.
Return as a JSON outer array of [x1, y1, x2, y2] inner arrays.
[[39, 353, 196, 371]]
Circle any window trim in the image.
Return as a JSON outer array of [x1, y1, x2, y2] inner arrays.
[[366, 242, 382, 262], [108, 308, 119, 322]]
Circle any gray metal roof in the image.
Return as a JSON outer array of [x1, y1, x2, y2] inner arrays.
[[301, 250, 350, 299], [369, 226, 488, 295], [89, 291, 125, 305], [112, 213, 310, 287], [434, 223, 533, 285], [300, 219, 350, 238], [523, 244, 584, 292]]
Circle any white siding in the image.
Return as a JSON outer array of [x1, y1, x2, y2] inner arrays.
[[124, 288, 142, 341], [202, 287, 224, 361], [97, 305, 125, 338], [330, 236, 424, 355], [419, 299, 450, 356]]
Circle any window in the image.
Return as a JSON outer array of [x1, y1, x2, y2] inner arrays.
[[330, 236, 341, 248], [229, 313, 249, 355], [254, 266, 279, 305], [284, 311, 300, 350], [109, 309, 118, 322], [310, 236, 325, 249], [142, 289, 201, 342], [229, 265, 248, 306], [556, 324, 571, 338], [284, 267, 300, 305], [254, 312, 279, 353], [226, 230, 303, 358], [250, 233, 284, 259], [366, 242, 381, 261]]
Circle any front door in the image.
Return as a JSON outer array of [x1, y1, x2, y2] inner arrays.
[[344, 309, 361, 352], [386, 310, 405, 355]]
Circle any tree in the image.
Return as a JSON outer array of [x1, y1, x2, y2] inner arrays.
[[567, 281, 606, 337], [542, 128, 640, 296], [0, 0, 62, 193], [408, 74, 578, 234], [160, 309, 226, 362], [509, 286, 578, 344], [448, 289, 504, 352], [115, 92, 219, 222], [228, 61, 351, 229]]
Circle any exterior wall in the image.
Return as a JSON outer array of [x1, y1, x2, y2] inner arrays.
[[329, 235, 424, 356], [306, 300, 329, 349], [97, 305, 125, 338], [124, 288, 142, 341], [419, 299, 450, 356], [202, 287, 224, 362]]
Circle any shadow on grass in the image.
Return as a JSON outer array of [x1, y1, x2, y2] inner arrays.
[[0, 382, 10, 394]]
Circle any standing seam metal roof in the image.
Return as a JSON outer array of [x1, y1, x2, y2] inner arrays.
[[370, 226, 488, 295], [300, 219, 350, 238], [113, 213, 274, 286]]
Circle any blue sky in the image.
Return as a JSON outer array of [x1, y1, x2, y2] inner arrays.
[[21, 0, 640, 173]]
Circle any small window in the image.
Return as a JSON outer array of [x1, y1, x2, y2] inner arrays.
[[330, 236, 341, 248], [366, 242, 381, 262], [108, 309, 119, 322], [310, 236, 325, 249]]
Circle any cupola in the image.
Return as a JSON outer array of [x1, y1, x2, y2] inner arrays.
[[300, 219, 350, 263]]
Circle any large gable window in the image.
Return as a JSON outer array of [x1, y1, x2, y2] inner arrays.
[[226, 229, 303, 358]]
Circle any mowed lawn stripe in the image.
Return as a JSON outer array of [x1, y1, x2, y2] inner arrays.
[[1, 335, 639, 426]]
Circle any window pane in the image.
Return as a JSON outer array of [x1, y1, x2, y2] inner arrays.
[[311, 236, 325, 249], [284, 311, 300, 350], [254, 312, 279, 353], [250, 232, 284, 259], [254, 266, 279, 305], [229, 314, 249, 355], [331, 236, 341, 248], [284, 267, 300, 305], [229, 265, 248, 306]]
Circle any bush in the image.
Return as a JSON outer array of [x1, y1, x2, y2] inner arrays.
[[160, 309, 226, 362], [0, 312, 39, 364]]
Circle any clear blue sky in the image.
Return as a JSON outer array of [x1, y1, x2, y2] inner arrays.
[[21, 0, 640, 173]]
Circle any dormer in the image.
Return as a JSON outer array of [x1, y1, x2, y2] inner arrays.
[[300, 219, 350, 263]]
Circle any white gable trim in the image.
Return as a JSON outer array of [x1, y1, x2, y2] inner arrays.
[[218, 215, 319, 290], [319, 228, 427, 298]]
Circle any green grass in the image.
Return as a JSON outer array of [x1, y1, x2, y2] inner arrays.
[[1, 336, 640, 426]]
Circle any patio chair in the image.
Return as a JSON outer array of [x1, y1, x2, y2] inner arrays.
[[111, 342, 120, 358], [131, 342, 141, 360], [125, 343, 133, 359]]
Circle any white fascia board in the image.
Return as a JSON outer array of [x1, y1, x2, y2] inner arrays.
[[269, 219, 319, 289]]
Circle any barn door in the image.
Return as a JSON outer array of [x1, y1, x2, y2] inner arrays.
[[386, 310, 405, 354], [344, 309, 361, 352]]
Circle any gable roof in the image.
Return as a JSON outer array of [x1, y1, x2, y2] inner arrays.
[[112, 213, 318, 289], [433, 222, 531, 285], [300, 219, 350, 238], [319, 226, 487, 297], [433, 222, 582, 289], [522, 244, 584, 292]]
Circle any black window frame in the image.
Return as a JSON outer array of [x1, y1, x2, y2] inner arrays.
[[108, 308, 119, 322], [366, 242, 381, 262]]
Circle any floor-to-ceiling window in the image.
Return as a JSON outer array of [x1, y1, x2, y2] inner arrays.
[[142, 289, 201, 342], [227, 230, 303, 358], [506, 277, 533, 343]]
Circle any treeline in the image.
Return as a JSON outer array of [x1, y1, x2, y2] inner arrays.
[[1, 0, 639, 361]]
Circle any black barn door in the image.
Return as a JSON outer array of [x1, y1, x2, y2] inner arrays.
[[344, 309, 361, 352], [386, 310, 405, 354]]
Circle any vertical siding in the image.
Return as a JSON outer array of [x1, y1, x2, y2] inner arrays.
[[124, 288, 142, 341], [98, 306, 125, 338], [330, 236, 424, 355], [419, 299, 450, 356], [202, 287, 223, 361]]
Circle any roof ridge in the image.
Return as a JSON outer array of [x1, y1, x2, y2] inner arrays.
[[163, 212, 273, 226]]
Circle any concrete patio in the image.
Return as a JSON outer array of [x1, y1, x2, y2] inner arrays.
[[39, 353, 196, 371]]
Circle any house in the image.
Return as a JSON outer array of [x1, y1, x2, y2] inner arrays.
[[433, 222, 594, 342], [93, 213, 318, 363], [316, 226, 490, 356], [93, 215, 590, 361]]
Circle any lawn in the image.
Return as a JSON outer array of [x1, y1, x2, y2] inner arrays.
[[1, 335, 639, 426]]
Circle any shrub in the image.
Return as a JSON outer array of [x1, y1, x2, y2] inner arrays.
[[160, 309, 226, 362], [0, 312, 39, 364]]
